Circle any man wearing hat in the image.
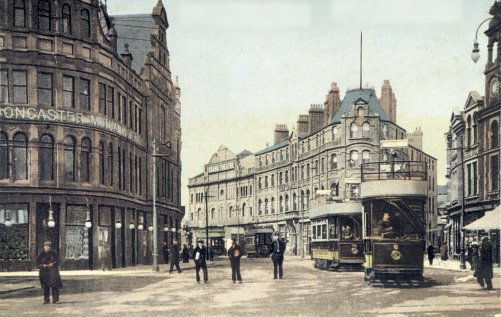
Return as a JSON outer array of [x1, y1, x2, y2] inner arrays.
[[477, 236, 494, 290], [36, 241, 63, 304], [228, 237, 242, 283], [270, 234, 286, 279], [193, 240, 208, 283]]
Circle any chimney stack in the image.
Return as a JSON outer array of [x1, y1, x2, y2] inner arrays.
[[121, 43, 133, 68], [308, 104, 324, 134], [407, 127, 423, 150], [324, 82, 341, 125], [297, 115, 309, 134], [379, 80, 397, 123], [274, 124, 289, 144]]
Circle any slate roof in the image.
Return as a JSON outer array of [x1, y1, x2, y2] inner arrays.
[[111, 14, 154, 73], [332, 88, 391, 123], [255, 139, 289, 155]]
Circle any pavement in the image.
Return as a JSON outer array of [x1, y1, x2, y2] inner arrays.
[[424, 256, 501, 275]]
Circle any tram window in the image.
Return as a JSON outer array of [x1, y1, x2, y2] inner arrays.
[[312, 226, 317, 239], [322, 224, 327, 239], [328, 223, 335, 239]]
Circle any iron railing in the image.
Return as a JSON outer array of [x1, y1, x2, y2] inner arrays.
[[361, 161, 427, 182]]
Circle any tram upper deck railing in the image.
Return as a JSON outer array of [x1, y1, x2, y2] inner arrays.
[[361, 161, 427, 182]]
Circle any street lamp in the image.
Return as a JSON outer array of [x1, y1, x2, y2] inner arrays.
[[84, 198, 92, 229], [151, 139, 172, 272], [48, 196, 55, 228], [137, 216, 144, 231], [128, 221, 135, 230], [115, 211, 122, 229], [4, 210, 12, 227], [471, 18, 493, 63]]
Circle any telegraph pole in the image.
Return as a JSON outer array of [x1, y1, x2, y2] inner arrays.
[[203, 189, 215, 259]]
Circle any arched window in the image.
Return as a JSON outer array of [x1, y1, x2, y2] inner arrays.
[[285, 194, 289, 212], [108, 143, 114, 186], [81, 9, 90, 38], [362, 150, 370, 164], [350, 123, 359, 138], [362, 122, 370, 137], [62, 4, 72, 34], [306, 190, 310, 209], [242, 203, 246, 217], [13, 133, 28, 180], [81, 138, 91, 182], [229, 206, 233, 218], [211, 208, 215, 220], [38, 0, 51, 31], [357, 106, 364, 116], [99, 142, 105, 184], [350, 151, 358, 168], [39, 134, 54, 180], [279, 196, 283, 212], [14, 0, 26, 27], [0, 132, 9, 179], [271, 174, 275, 186], [63, 136, 75, 182], [264, 198, 268, 214], [196, 208, 201, 220], [332, 126, 338, 140], [473, 113, 478, 144], [306, 163, 310, 178], [258, 199, 262, 215], [265, 175, 268, 188], [331, 153, 337, 169], [271, 197, 275, 213], [491, 120, 499, 149], [293, 192, 297, 210], [300, 190, 305, 210], [258, 177, 262, 189]]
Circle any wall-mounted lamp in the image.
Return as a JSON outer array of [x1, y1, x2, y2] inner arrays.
[[163, 225, 170, 232], [48, 196, 56, 228], [84, 198, 92, 229], [128, 221, 135, 230], [137, 216, 144, 230], [4, 210, 12, 227]]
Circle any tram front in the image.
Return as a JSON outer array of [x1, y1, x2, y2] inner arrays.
[[360, 160, 428, 286]]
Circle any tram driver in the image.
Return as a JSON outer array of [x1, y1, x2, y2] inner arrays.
[[377, 212, 395, 238], [341, 225, 353, 239]]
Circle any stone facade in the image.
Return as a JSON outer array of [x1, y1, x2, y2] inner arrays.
[[187, 82, 437, 255], [0, 0, 182, 271]]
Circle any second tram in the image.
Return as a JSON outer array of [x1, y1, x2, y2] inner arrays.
[[310, 196, 364, 271], [245, 228, 273, 257], [361, 160, 428, 286]]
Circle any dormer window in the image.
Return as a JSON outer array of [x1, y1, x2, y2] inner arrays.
[[357, 106, 365, 116]]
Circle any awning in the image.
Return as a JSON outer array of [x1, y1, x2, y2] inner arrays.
[[194, 232, 225, 238], [309, 202, 362, 220], [464, 206, 501, 231]]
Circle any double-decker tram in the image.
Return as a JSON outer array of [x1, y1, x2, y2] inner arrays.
[[244, 228, 274, 258], [360, 160, 428, 286], [310, 196, 364, 271]]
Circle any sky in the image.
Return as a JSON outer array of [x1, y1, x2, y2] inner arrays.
[[107, 0, 494, 207]]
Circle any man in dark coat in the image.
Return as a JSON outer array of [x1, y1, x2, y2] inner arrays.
[[377, 212, 395, 238], [169, 239, 182, 274], [193, 240, 208, 283], [36, 241, 62, 304], [162, 241, 170, 266], [228, 238, 242, 283], [182, 244, 190, 263], [477, 236, 494, 290], [270, 234, 286, 279], [427, 243, 435, 265]]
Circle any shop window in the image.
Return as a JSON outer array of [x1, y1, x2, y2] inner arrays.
[[39, 134, 54, 180], [0, 205, 29, 260], [13, 132, 28, 180], [80, 78, 90, 110], [65, 205, 90, 260]]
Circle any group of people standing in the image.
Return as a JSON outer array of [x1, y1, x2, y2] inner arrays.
[[426, 236, 494, 291]]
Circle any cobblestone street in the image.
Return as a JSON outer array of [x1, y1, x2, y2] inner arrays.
[[1, 257, 500, 317]]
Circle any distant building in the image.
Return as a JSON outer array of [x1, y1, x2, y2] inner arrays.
[[0, 1, 183, 271], [187, 82, 437, 255]]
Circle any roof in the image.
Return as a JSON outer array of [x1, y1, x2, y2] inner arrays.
[[255, 139, 289, 155], [237, 149, 253, 157], [332, 88, 391, 123], [112, 14, 154, 73], [464, 206, 500, 231], [309, 202, 362, 220]]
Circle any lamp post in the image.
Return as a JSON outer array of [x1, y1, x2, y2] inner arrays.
[[202, 188, 215, 259], [48, 196, 55, 228], [151, 139, 172, 272], [471, 18, 493, 63]]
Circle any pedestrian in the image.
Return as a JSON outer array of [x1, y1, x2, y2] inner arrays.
[[209, 248, 215, 263], [440, 244, 449, 261], [270, 234, 286, 279], [466, 244, 474, 271], [471, 243, 479, 272], [189, 244, 194, 259], [228, 238, 242, 283], [182, 244, 190, 263], [162, 241, 170, 266], [426, 243, 435, 265], [36, 241, 63, 304], [169, 239, 182, 274], [193, 240, 208, 283], [476, 236, 494, 290]]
